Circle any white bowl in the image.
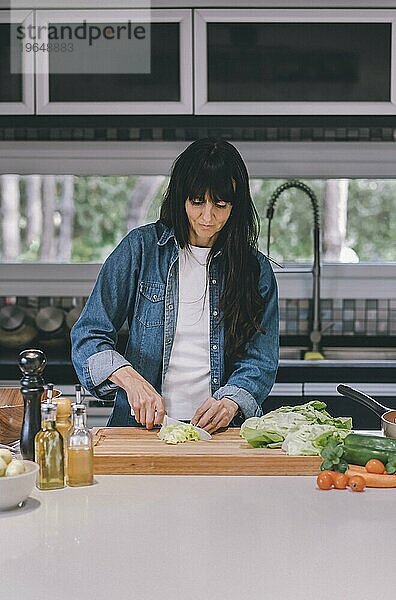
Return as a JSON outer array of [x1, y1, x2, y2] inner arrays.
[[0, 460, 39, 511]]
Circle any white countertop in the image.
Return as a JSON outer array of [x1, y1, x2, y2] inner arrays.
[[1, 474, 396, 600]]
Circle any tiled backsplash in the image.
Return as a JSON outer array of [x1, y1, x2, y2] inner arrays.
[[1, 296, 395, 338], [0, 296, 88, 311], [0, 125, 395, 142], [280, 298, 396, 336]]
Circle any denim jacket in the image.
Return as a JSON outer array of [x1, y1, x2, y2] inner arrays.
[[71, 220, 279, 426]]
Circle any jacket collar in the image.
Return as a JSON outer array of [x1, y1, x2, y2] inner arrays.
[[157, 222, 176, 247], [156, 220, 222, 257]]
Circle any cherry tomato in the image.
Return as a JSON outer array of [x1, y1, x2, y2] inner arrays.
[[333, 473, 348, 489], [316, 472, 334, 490], [320, 470, 338, 482], [349, 475, 366, 492], [365, 459, 385, 474]]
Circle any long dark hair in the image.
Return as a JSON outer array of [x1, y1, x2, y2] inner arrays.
[[160, 138, 266, 362]]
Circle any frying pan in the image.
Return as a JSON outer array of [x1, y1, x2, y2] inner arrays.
[[337, 384, 396, 439]]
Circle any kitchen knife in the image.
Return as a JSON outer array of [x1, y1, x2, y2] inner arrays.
[[162, 414, 212, 441]]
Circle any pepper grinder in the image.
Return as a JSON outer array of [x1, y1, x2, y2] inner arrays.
[[19, 349, 47, 460]]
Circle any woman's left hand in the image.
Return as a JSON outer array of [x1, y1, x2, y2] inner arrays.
[[191, 397, 239, 434]]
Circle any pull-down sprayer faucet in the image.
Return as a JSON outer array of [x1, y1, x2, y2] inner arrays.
[[266, 180, 323, 360]]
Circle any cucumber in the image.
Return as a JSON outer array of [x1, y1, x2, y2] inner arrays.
[[345, 433, 396, 452], [343, 445, 390, 467]]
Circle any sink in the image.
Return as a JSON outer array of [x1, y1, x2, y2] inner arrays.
[[280, 347, 396, 361], [321, 349, 396, 360]]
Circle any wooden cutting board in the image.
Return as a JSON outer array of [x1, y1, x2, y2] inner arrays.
[[92, 427, 322, 475]]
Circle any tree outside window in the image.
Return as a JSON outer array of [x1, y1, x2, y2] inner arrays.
[[0, 175, 394, 263]]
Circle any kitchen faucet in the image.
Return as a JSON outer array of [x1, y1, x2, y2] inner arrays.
[[266, 180, 323, 360]]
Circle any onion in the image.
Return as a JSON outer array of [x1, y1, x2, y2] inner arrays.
[[5, 459, 26, 477], [0, 456, 7, 476], [0, 448, 13, 465]]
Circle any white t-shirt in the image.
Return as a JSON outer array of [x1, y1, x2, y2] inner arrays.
[[162, 245, 211, 420]]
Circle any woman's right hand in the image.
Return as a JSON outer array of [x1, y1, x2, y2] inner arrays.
[[108, 365, 165, 429]]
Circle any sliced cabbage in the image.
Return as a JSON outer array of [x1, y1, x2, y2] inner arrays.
[[158, 424, 200, 445]]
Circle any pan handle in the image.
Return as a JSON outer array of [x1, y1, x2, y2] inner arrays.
[[337, 384, 390, 417]]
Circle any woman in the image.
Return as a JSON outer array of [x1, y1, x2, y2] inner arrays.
[[71, 138, 279, 433]]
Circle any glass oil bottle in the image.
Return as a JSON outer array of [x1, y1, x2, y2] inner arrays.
[[55, 396, 72, 471], [66, 403, 94, 487], [35, 402, 65, 490]]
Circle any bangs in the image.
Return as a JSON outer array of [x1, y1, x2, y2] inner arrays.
[[184, 163, 236, 205]]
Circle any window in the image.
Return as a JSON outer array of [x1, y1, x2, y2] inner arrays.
[[0, 175, 394, 263], [253, 179, 396, 264]]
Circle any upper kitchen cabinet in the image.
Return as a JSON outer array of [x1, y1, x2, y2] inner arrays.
[[194, 9, 396, 115], [35, 9, 192, 114], [0, 11, 34, 114]]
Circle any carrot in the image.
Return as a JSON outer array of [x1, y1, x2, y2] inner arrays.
[[347, 465, 367, 473], [346, 465, 396, 488]]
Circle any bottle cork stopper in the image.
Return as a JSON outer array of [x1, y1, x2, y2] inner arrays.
[[55, 396, 72, 418]]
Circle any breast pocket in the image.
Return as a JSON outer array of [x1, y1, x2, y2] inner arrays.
[[136, 281, 165, 328]]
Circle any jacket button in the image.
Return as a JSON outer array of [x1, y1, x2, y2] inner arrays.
[[153, 294, 158, 300], [168, 304, 173, 310], [212, 279, 217, 284], [212, 344, 218, 350], [213, 378, 218, 384], [213, 310, 218, 316]]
